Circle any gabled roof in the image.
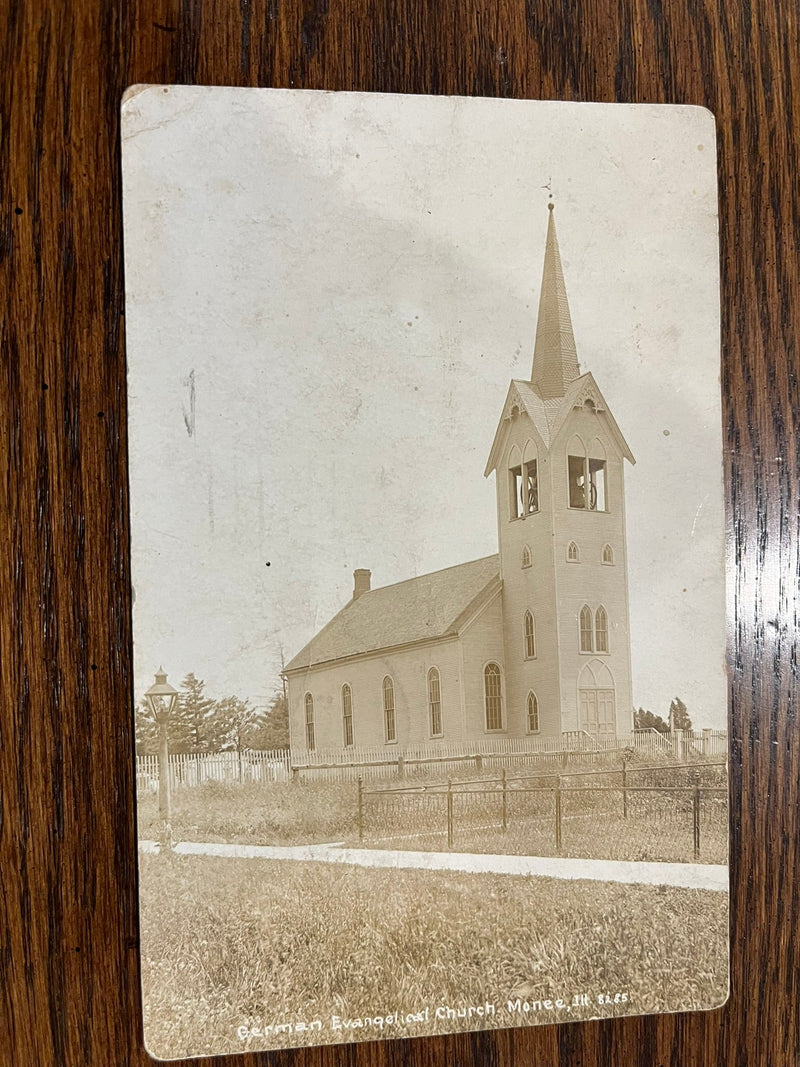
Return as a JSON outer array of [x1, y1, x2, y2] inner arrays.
[[484, 372, 635, 475], [284, 555, 501, 673]]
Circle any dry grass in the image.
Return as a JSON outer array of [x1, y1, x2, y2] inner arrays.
[[139, 853, 729, 1059], [136, 780, 356, 845]]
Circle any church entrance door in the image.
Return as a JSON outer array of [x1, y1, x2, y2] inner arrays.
[[579, 687, 616, 739], [577, 660, 616, 740]]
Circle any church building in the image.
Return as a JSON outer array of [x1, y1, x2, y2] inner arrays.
[[284, 205, 635, 751]]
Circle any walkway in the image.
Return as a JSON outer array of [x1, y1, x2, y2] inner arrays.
[[138, 839, 728, 892]]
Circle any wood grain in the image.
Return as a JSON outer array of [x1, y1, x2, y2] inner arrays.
[[1, 0, 798, 1064]]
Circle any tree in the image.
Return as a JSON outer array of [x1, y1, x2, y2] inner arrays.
[[134, 697, 160, 755], [214, 696, 260, 754], [248, 690, 291, 751], [669, 697, 692, 732], [171, 673, 217, 753], [633, 707, 670, 733]]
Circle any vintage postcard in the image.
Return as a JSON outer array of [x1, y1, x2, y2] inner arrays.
[[121, 88, 727, 1059]]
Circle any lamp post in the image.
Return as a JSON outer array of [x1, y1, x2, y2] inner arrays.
[[145, 667, 179, 825]]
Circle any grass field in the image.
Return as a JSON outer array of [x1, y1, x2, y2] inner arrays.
[[139, 852, 729, 1058], [136, 779, 357, 845]]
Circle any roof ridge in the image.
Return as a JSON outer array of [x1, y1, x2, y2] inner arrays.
[[362, 553, 499, 596]]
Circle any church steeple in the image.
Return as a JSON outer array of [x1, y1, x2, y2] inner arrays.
[[530, 203, 581, 398]]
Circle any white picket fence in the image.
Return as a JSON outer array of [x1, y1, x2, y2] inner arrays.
[[136, 728, 727, 792], [135, 750, 291, 795]]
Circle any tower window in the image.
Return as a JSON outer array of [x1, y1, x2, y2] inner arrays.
[[567, 541, 580, 562], [509, 465, 523, 519], [524, 460, 539, 513], [304, 693, 315, 751], [580, 605, 594, 652], [509, 460, 539, 518], [527, 692, 540, 733], [484, 663, 503, 730], [382, 676, 396, 743], [428, 667, 442, 736], [524, 611, 536, 659], [602, 543, 614, 565], [522, 544, 532, 569], [342, 684, 354, 747], [595, 606, 609, 652], [568, 455, 607, 511]]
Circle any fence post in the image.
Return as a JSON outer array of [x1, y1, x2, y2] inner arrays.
[[474, 753, 483, 773], [501, 768, 507, 833], [292, 766, 300, 784], [555, 775, 562, 853], [672, 728, 684, 760], [622, 757, 628, 819], [693, 785, 700, 860], [447, 777, 454, 849], [397, 755, 405, 778], [357, 775, 364, 844]]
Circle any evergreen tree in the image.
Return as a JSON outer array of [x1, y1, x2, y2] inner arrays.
[[214, 696, 260, 754], [669, 697, 692, 732], [172, 673, 217, 753], [134, 697, 160, 755], [633, 707, 670, 733], [248, 691, 291, 751]]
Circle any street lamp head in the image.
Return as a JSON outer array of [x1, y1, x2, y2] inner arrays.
[[145, 667, 179, 724]]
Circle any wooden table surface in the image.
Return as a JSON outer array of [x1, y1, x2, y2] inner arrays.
[[2, 1, 798, 1064]]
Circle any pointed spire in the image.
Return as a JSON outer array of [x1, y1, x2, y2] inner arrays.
[[530, 202, 581, 398]]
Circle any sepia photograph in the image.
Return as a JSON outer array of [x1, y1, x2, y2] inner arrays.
[[122, 87, 728, 1060]]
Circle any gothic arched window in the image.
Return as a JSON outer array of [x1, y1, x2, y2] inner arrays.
[[602, 543, 614, 565], [428, 667, 442, 736], [304, 693, 315, 751], [527, 692, 540, 733], [382, 676, 396, 743], [522, 544, 532, 568], [341, 684, 354, 747], [524, 611, 536, 659], [484, 664, 503, 730], [595, 606, 609, 652], [580, 605, 594, 652], [568, 541, 580, 562]]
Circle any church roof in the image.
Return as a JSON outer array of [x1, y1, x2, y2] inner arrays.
[[284, 554, 501, 673], [484, 372, 635, 475]]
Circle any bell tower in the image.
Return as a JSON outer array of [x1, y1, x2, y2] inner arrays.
[[485, 204, 635, 739]]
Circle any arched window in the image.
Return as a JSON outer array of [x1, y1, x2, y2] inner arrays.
[[567, 541, 580, 562], [580, 605, 594, 652], [568, 435, 607, 511], [304, 693, 315, 751], [341, 684, 354, 746], [382, 676, 396, 742], [595, 606, 609, 652], [522, 544, 532, 569], [527, 692, 540, 733], [602, 543, 614, 565], [484, 663, 503, 730], [524, 611, 536, 659], [428, 667, 442, 736]]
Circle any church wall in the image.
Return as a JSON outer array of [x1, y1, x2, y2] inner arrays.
[[457, 592, 510, 736], [286, 638, 464, 751]]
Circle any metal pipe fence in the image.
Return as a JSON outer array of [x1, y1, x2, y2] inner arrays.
[[357, 762, 728, 864]]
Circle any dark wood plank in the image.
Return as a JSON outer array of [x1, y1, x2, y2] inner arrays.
[[1, 0, 798, 1063]]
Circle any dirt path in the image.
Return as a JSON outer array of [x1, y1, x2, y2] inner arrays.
[[138, 840, 727, 891]]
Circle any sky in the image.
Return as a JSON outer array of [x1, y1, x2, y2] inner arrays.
[[122, 88, 727, 729]]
